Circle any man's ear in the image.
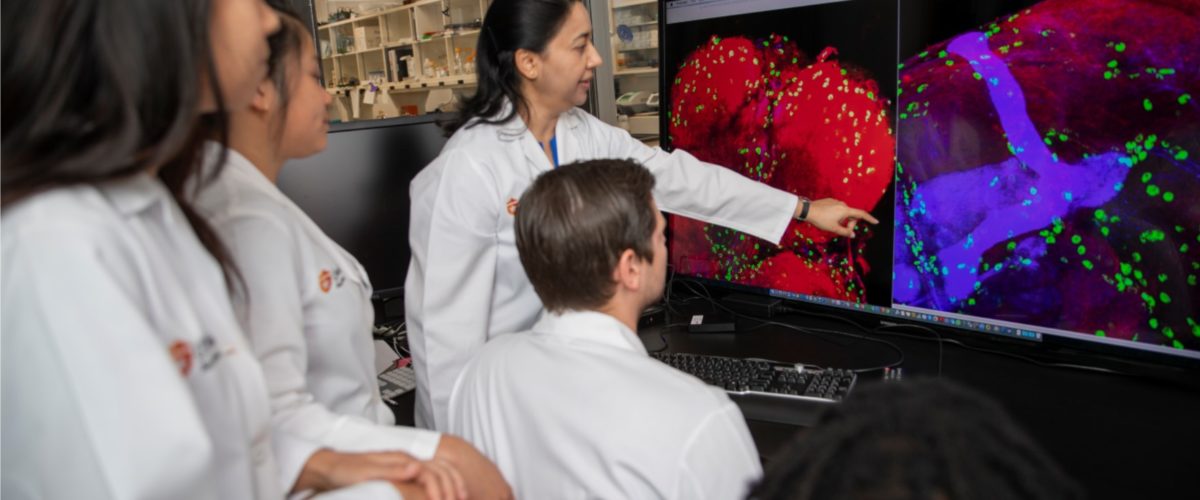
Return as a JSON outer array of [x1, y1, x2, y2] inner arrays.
[[514, 48, 541, 80], [249, 79, 276, 114], [611, 248, 643, 293]]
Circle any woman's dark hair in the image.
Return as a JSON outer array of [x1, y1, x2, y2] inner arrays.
[[515, 159, 657, 312], [262, 3, 311, 137], [2, 0, 242, 285], [200, 0, 308, 142], [749, 379, 1085, 500], [441, 0, 584, 136]]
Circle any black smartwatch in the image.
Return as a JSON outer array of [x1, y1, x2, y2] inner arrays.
[[796, 196, 811, 222]]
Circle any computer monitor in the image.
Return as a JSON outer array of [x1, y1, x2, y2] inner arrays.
[[277, 117, 449, 294], [662, 0, 1199, 363]]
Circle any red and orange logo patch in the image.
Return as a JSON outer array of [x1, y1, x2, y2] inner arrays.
[[318, 269, 332, 293], [169, 340, 193, 376], [506, 197, 519, 216]]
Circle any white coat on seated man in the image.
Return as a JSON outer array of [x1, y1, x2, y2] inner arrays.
[[447, 159, 762, 499]]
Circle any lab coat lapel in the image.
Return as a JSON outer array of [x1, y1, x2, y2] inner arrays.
[[217, 143, 373, 292]]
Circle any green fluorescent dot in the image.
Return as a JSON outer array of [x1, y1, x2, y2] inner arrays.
[[1149, 318, 1158, 330], [1140, 172, 1152, 183], [1082, 260, 1094, 270], [946, 60, 955, 66], [1121, 262, 1132, 275], [1006, 241, 1017, 251], [1163, 192, 1175, 202], [1071, 235, 1083, 244], [1174, 340, 1185, 350], [1132, 252, 1142, 262], [1144, 98, 1153, 111], [1115, 42, 1126, 52], [1180, 94, 1192, 105], [1077, 246, 1087, 256], [1176, 150, 1190, 160], [1158, 273, 1168, 283], [1160, 292, 1172, 304], [1104, 71, 1113, 80], [1147, 185, 1161, 197], [1095, 330, 1106, 337], [1107, 59, 1119, 69], [939, 50, 948, 58], [1094, 209, 1107, 220]]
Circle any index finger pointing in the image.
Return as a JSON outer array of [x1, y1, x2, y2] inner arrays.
[[847, 208, 879, 225]]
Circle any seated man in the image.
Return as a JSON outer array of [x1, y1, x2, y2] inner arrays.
[[748, 378, 1084, 500], [447, 159, 762, 499]]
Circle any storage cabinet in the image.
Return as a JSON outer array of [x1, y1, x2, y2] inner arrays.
[[608, 0, 660, 141], [315, 0, 489, 122]]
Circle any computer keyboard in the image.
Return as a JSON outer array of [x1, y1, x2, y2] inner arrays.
[[651, 352, 857, 425], [377, 365, 417, 402]]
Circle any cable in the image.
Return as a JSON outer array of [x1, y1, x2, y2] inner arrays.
[[873, 322, 1122, 375], [669, 279, 905, 373], [646, 322, 692, 353], [874, 323, 943, 377]]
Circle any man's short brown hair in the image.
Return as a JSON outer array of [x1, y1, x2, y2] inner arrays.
[[515, 159, 657, 313]]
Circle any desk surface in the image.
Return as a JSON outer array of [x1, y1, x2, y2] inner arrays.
[[637, 312, 1198, 500], [390, 309, 1197, 499]]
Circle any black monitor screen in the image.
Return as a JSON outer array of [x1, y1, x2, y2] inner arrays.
[[663, 0, 1200, 361], [277, 118, 448, 292]]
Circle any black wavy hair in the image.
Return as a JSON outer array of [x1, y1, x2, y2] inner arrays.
[[441, 0, 583, 136], [749, 379, 1085, 500]]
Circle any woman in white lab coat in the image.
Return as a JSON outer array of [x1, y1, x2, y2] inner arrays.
[[407, 0, 881, 430], [1, 1, 429, 499], [191, 5, 510, 500], [0, 0, 291, 498]]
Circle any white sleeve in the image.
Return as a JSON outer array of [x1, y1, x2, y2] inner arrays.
[[406, 150, 501, 431], [314, 480, 402, 500], [592, 115, 798, 244], [215, 215, 440, 492], [674, 401, 763, 500], [1, 230, 217, 500]]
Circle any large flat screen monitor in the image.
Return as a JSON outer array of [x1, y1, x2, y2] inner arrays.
[[277, 118, 449, 293], [662, 0, 1200, 363]]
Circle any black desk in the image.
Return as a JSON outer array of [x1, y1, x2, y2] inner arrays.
[[389, 308, 1197, 499], [636, 313, 1199, 500]]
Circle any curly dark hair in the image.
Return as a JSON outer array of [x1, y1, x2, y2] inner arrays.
[[748, 378, 1084, 500]]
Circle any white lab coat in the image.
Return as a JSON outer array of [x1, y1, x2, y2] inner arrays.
[[1, 174, 280, 499], [406, 103, 799, 430], [192, 144, 441, 491], [448, 310, 763, 499]]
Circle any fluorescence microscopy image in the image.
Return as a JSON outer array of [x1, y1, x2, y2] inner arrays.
[[893, 0, 1200, 351], [666, 0, 898, 306]]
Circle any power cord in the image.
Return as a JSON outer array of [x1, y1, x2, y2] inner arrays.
[[669, 279, 905, 374], [873, 322, 1122, 375]]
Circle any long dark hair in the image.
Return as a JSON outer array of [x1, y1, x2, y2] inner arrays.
[[2, 0, 240, 283], [441, 0, 583, 136]]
